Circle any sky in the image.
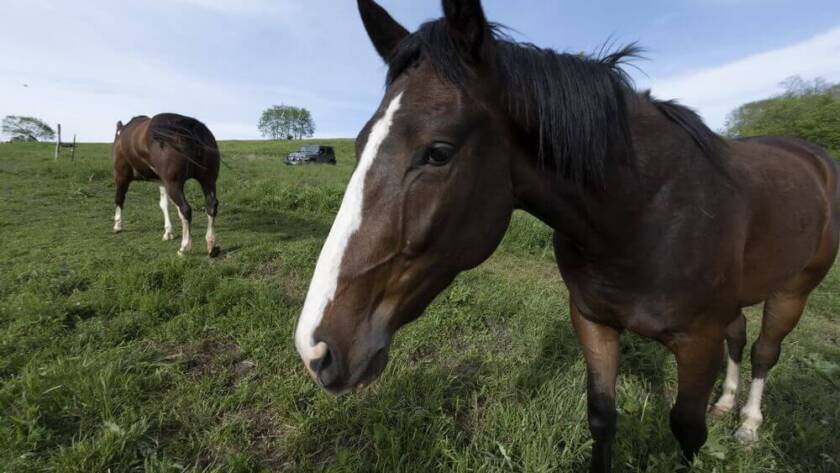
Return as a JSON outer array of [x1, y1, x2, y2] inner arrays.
[[1, 0, 839, 142]]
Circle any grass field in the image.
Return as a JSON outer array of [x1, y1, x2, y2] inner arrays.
[[1, 140, 838, 473]]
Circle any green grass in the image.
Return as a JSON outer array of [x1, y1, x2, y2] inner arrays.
[[0, 141, 838, 472]]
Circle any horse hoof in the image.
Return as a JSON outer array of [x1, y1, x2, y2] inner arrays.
[[113, 226, 123, 233], [163, 232, 175, 241], [734, 426, 759, 444], [208, 246, 221, 258]]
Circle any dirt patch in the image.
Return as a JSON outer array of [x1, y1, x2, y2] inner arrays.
[[185, 339, 242, 376], [159, 337, 257, 383]]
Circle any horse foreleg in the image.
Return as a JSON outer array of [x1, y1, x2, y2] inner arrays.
[[571, 303, 620, 473], [159, 186, 174, 240], [669, 326, 724, 465]]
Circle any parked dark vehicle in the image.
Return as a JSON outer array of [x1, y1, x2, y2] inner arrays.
[[285, 144, 336, 165]]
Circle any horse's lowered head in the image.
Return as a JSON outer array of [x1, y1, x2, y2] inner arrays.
[[294, 0, 526, 393]]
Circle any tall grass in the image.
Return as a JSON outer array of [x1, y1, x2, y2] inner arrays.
[[0, 141, 838, 472]]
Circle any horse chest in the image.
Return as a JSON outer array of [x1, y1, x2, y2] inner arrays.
[[562, 267, 721, 339]]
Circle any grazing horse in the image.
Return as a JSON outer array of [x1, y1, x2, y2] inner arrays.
[[112, 113, 220, 256], [294, 0, 840, 470]]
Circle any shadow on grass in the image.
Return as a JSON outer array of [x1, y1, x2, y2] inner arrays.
[[221, 206, 329, 239], [515, 322, 670, 399], [755, 351, 840, 472], [516, 321, 677, 471]]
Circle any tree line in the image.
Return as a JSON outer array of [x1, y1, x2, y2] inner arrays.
[[723, 76, 840, 156], [4, 79, 838, 153]]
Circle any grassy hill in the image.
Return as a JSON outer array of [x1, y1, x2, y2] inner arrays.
[[0, 140, 838, 472]]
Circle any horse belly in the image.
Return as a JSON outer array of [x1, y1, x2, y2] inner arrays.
[[124, 152, 160, 180]]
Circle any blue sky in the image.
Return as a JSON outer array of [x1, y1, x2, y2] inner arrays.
[[1, 0, 839, 142]]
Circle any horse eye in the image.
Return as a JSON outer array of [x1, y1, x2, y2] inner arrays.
[[424, 143, 455, 166]]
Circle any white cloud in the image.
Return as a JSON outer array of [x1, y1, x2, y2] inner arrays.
[[647, 26, 840, 130], [0, 1, 372, 142], [3, 2, 836, 143]]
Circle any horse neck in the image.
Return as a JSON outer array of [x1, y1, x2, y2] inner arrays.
[[509, 141, 649, 259]]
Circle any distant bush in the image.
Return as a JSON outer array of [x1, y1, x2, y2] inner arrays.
[[724, 76, 840, 156]]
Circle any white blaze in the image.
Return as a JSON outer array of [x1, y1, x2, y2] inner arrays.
[[295, 93, 404, 366]]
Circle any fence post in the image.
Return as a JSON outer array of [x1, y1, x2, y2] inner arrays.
[[54, 124, 61, 160], [71, 135, 76, 160]]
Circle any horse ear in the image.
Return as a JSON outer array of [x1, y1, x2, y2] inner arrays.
[[442, 0, 489, 59], [358, 0, 409, 61], [116, 121, 124, 131]]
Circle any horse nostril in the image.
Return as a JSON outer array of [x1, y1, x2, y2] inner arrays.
[[312, 345, 340, 388]]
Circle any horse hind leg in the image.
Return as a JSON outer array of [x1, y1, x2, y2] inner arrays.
[[201, 180, 219, 257], [159, 186, 174, 241], [164, 181, 192, 255], [709, 312, 747, 417], [735, 292, 808, 443]]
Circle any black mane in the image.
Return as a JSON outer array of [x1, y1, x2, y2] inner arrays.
[[387, 19, 724, 187]]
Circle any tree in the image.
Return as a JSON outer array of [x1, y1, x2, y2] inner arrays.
[[258, 105, 316, 140], [723, 76, 840, 156], [2, 116, 55, 142], [290, 108, 315, 140]]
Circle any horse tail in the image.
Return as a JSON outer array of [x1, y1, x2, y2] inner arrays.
[[150, 116, 220, 174]]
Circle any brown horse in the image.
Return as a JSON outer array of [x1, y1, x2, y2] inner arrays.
[[294, 0, 840, 470], [112, 113, 220, 256]]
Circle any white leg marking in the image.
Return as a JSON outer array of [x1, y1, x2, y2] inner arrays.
[[177, 208, 191, 255], [206, 215, 216, 254], [294, 93, 404, 367], [735, 377, 765, 443], [159, 186, 174, 241], [711, 355, 740, 415], [113, 206, 123, 232]]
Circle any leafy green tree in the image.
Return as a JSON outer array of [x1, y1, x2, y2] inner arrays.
[[724, 76, 840, 156], [258, 105, 316, 140], [2, 116, 55, 142], [290, 108, 315, 140]]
